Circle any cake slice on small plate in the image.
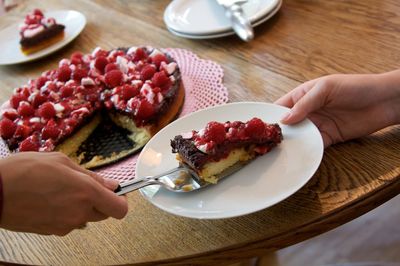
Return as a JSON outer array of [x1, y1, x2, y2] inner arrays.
[[171, 118, 283, 184], [19, 9, 65, 55]]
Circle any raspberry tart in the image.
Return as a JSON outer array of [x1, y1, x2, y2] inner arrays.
[[0, 46, 184, 168], [19, 9, 65, 55], [171, 118, 282, 184]]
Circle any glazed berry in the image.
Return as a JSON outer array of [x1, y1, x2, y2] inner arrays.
[[17, 102, 34, 117], [121, 85, 139, 100], [31, 94, 47, 108], [35, 76, 48, 89], [133, 48, 147, 61], [14, 124, 31, 139], [57, 65, 72, 82], [42, 124, 61, 140], [140, 65, 156, 81], [19, 137, 39, 152], [104, 70, 123, 88], [2, 110, 19, 121], [135, 99, 154, 119], [70, 52, 83, 65], [152, 72, 171, 89], [72, 68, 88, 82], [0, 118, 17, 139], [203, 122, 226, 144], [60, 86, 74, 98], [94, 56, 109, 73], [245, 118, 266, 138], [105, 63, 118, 73], [38, 102, 56, 119], [10, 93, 27, 109], [152, 54, 167, 67], [33, 9, 44, 17]]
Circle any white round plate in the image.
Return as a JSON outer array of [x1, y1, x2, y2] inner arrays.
[[137, 102, 324, 219], [167, 0, 282, 40], [164, 0, 280, 35], [0, 10, 86, 65]]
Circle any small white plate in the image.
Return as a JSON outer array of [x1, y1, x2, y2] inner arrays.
[[137, 102, 324, 219], [164, 0, 280, 36], [167, 0, 282, 40], [0, 10, 86, 65]]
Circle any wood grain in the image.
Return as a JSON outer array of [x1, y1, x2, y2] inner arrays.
[[0, 0, 399, 265]]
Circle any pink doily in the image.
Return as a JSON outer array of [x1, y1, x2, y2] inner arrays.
[[0, 48, 229, 182]]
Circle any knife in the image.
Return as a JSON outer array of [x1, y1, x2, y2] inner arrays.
[[216, 0, 254, 41]]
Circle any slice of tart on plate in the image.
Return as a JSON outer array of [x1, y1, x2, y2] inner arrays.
[[0, 46, 184, 169], [171, 117, 282, 184], [19, 9, 65, 55]]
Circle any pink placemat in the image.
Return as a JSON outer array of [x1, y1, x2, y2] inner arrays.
[[0, 48, 229, 182]]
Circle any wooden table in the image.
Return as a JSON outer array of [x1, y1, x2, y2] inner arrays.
[[1, 0, 399, 265]]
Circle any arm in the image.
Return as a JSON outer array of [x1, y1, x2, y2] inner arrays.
[[275, 70, 400, 147], [0, 152, 128, 236]]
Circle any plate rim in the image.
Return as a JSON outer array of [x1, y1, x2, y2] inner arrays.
[[0, 9, 86, 66], [137, 101, 324, 219]]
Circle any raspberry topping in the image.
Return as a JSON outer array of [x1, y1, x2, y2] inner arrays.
[[135, 98, 155, 119], [152, 54, 167, 68], [140, 65, 156, 81], [245, 118, 266, 138], [38, 102, 56, 119], [57, 65, 72, 82], [10, 93, 27, 109], [105, 70, 123, 88], [0, 118, 17, 139], [19, 136, 40, 151], [203, 122, 226, 144], [17, 102, 34, 117], [72, 68, 88, 82], [42, 124, 61, 140], [94, 56, 109, 73], [152, 71, 171, 89], [104, 63, 118, 73], [121, 85, 139, 100]]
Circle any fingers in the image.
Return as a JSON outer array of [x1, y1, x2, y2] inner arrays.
[[91, 185, 128, 219], [274, 79, 317, 107]]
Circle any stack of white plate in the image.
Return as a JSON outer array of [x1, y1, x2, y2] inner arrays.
[[164, 0, 282, 40]]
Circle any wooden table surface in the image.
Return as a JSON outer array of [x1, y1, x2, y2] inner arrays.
[[1, 0, 400, 265]]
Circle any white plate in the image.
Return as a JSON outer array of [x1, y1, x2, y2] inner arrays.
[[0, 10, 86, 65], [167, 0, 282, 40], [164, 0, 280, 35], [137, 102, 324, 219]]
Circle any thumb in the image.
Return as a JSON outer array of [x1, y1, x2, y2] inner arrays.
[[281, 84, 327, 124]]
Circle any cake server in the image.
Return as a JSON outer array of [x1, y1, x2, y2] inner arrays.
[[114, 161, 248, 195], [215, 0, 254, 41]]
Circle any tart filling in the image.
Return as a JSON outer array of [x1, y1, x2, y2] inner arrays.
[[171, 118, 282, 183]]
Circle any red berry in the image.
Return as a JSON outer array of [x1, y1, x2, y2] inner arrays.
[[14, 124, 31, 139], [0, 118, 17, 139], [31, 94, 47, 108], [152, 54, 167, 68], [19, 137, 39, 152], [93, 48, 108, 58], [17, 102, 34, 117], [33, 9, 43, 17], [140, 65, 156, 81], [94, 56, 109, 73], [135, 99, 154, 119], [56, 66, 72, 82], [72, 68, 88, 81], [35, 76, 48, 90], [121, 85, 139, 100], [245, 118, 266, 138], [133, 48, 147, 61], [60, 86, 74, 98], [105, 63, 118, 73], [104, 70, 123, 88], [38, 102, 56, 119], [10, 93, 27, 109], [42, 124, 61, 140], [203, 122, 226, 144], [152, 72, 171, 89], [2, 110, 19, 121]]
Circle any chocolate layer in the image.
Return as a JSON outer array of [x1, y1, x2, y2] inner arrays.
[[20, 24, 65, 47]]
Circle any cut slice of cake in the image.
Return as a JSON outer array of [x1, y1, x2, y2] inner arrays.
[[171, 118, 283, 184], [19, 9, 65, 55]]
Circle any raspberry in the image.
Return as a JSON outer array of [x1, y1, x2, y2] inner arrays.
[[56, 65, 72, 82], [2, 110, 19, 121], [133, 48, 147, 61], [14, 124, 31, 139], [19, 137, 39, 152], [104, 70, 123, 88], [35, 76, 48, 90], [0, 118, 17, 139], [60, 86, 74, 98], [152, 54, 167, 68], [140, 65, 156, 81], [203, 122, 226, 144], [70, 52, 83, 65], [42, 124, 61, 140], [152, 72, 171, 89], [135, 99, 154, 119], [121, 85, 139, 100], [93, 48, 108, 58], [105, 63, 118, 73], [72, 68, 88, 82], [33, 9, 43, 17], [245, 118, 266, 138], [17, 102, 34, 117], [31, 94, 47, 108], [10, 93, 27, 109], [94, 56, 109, 73], [38, 102, 56, 119]]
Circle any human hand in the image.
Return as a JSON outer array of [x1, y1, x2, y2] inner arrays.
[[0, 152, 128, 236], [275, 72, 400, 147]]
